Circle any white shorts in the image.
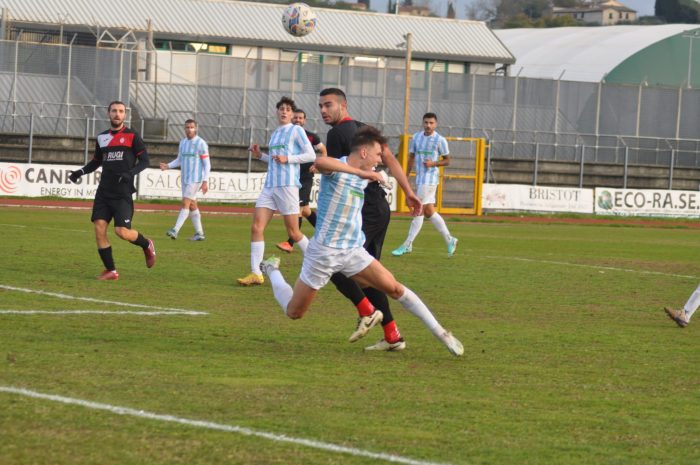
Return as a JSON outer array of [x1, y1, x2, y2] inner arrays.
[[300, 237, 375, 290], [255, 186, 300, 215], [182, 182, 202, 200], [417, 184, 438, 205]]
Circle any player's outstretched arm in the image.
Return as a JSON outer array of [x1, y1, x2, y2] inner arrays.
[[314, 156, 382, 182], [249, 143, 270, 162], [381, 146, 422, 216], [286, 132, 316, 164], [68, 159, 101, 183], [161, 154, 181, 170]]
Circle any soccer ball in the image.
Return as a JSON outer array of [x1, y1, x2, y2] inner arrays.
[[282, 3, 317, 37]]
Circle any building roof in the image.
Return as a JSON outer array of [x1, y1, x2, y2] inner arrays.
[[494, 25, 698, 82], [0, 0, 515, 64]]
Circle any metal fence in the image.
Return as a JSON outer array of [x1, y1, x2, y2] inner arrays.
[[1, 39, 699, 179]]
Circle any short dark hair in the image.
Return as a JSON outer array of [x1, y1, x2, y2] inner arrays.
[[293, 109, 306, 118], [185, 119, 197, 126], [276, 96, 296, 110], [350, 125, 387, 152], [423, 112, 437, 121], [319, 87, 347, 102], [108, 100, 126, 111]]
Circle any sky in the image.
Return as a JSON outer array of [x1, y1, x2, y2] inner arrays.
[[366, 0, 656, 19]]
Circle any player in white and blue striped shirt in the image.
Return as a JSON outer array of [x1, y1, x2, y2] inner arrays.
[[260, 126, 464, 357], [392, 113, 458, 258], [160, 119, 210, 241], [237, 97, 316, 286]]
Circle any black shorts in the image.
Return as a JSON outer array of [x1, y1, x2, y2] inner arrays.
[[298, 177, 313, 207], [91, 191, 134, 228], [361, 198, 391, 260]]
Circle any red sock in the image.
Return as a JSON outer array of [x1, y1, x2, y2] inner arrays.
[[356, 297, 374, 317], [383, 321, 401, 343]]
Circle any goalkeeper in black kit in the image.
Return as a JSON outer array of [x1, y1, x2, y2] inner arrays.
[[68, 100, 156, 280]]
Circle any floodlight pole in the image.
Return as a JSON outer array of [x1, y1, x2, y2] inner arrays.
[[685, 31, 700, 89], [403, 32, 413, 135]]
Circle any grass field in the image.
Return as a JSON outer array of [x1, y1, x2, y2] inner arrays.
[[1, 204, 699, 465]]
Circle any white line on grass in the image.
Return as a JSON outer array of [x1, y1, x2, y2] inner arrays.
[[484, 255, 698, 280], [0, 309, 205, 316], [0, 386, 453, 465], [0, 285, 207, 315], [1, 223, 90, 233]]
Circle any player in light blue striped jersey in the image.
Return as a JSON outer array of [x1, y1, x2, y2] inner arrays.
[[260, 126, 464, 356], [160, 119, 210, 241], [392, 113, 458, 257], [237, 97, 316, 286]]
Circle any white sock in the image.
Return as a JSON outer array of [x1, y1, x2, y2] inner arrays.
[[396, 286, 444, 337], [189, 209, 204, 235], [683, 283, 700, 320], [405, 215, 424, 246], [250, 241, 264, 275], [295, 235, 309, 254], [429, 213, 452, 245], [268, 268, 294, 315], [173, 208, 189, 232]]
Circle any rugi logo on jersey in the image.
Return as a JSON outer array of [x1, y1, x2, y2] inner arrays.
[[0, 165, 22, 193]]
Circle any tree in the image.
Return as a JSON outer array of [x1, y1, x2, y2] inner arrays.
[[487, 0, 551, 26], [447, 0, 457, 18], [656, 0, 700, 23], [552, 0, 586, 7], [465, 0, 500, 22], [541, 15, 579, 26], [503, 12, 535, 27]]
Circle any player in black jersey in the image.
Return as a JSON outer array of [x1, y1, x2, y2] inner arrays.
[[276, 108, 327, 253], [318, 88, 422, 351], [68, 101, 156, 280]]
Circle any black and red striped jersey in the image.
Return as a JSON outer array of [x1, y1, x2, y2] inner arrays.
[[93, 126, 148, 195]]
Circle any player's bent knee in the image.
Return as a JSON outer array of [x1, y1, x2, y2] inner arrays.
[[114, 227, 130, 240], [251, 223, 265, 235], [385, 282, 404, 300]]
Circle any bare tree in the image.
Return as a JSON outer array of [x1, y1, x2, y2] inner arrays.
[[465, 0, 500, 22]]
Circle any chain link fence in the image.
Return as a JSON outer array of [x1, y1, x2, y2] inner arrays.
[[1, 39, 699, 176]]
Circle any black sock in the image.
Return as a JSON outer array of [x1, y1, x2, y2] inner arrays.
[[307, 211, 317, 227], [130, 232, 149, 249], [363, 286, 394, 326], [288, 217, 304, 246], [98, 246, 116, 271], [330, 272, 366, 306]]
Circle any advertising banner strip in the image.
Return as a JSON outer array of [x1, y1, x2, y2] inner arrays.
[[139, 168, 397, 209], [482, 183, 594, 214], [0, 162, 99, 199], [0, 163, 397, 210], [594, 187, 700, 218]]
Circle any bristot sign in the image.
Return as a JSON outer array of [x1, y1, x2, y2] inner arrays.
[[482, 184, 594, 213]]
